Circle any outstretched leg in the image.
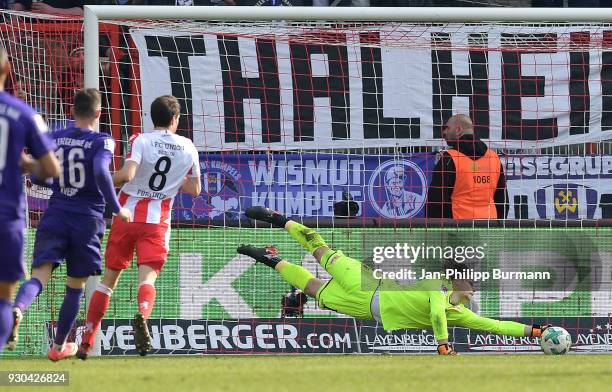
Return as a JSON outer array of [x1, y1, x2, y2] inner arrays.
[[237, 245, 324, 297], [237, 244, 374, 320], [245, 207, 330, 265]]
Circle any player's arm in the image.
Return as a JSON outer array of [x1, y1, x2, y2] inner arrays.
[[112, 135, 143, 187], [112, 160, 138, 188], [180, 144, 201, 197], [181, 177, 201, 197], [20, 151, 59, 180], [428, 291, 457, 355], [449, 306, 531, 336], [94, 140, 131, 222], [22, 114, 60, 180]]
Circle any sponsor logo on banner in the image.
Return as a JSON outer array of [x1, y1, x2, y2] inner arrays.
[[368, 160, 428, 219], [178, 159, 243, 221], [467, 333, 541, 352], [573, 323, 612, 352], [357, 321, 440, 353], [535, 184, 599, 219], [505, 155, 612, 220], [88, 318, 358, 355]]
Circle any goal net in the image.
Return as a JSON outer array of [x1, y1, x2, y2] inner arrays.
[[2, 7, 612, 356]]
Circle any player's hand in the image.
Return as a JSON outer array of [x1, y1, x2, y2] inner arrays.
[[437, 343, 458, 356], [19, 152, 37, 174], [530, 324, 552, 338], [116, 207, 132, 222]]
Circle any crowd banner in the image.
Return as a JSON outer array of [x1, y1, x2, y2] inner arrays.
[[25, 153, 612, 222], [174, 153, 434, 222], [131, 25, 612, 151]]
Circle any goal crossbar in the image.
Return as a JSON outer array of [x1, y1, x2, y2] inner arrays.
[[84, 5, 612, 90]]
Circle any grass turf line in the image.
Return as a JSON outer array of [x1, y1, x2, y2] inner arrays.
[[1, 355, 611, 392]]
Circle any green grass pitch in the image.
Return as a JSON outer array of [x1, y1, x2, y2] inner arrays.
[[2, 355, 612, 392]]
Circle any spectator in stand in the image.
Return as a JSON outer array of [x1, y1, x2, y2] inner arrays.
[[426, 114, 508, 220], [11, 1, 84, 16], [311, 0, 368, 7], [532, 0, 600, 6]]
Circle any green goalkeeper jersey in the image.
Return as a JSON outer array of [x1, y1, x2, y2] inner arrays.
[[378, 279, 526, 341]]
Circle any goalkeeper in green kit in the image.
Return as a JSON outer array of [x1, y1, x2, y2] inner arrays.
[[238, 206, 551, 355]]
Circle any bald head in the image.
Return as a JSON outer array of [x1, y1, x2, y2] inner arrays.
[[443, 114, 474, 143]]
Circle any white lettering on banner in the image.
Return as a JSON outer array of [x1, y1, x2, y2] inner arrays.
[[116, 325, 135, 350], [187, 325, 207, 350], [208, 325, 232, 349], [94, 320, 353, 354], [251, 190, 363, 217], [249, 159, 364, 186], [131, 26, 612, 151], [233, 325, 253, 349], [163, 325, 186, 350], [179, 253, 255, 319], [505, 156, 612, 178], [256, 325, 275, 349]]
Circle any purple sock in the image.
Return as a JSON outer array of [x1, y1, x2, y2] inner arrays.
[[53, 286, 83, 347], [14, 278, 43, 313], [0, 299, 13, 352]]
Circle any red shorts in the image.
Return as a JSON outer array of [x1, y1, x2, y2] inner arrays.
[[104, 219, 170, 273]]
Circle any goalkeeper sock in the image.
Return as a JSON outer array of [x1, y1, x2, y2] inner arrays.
[[287, 222, 327, 253], [276, 261, 314, 291], [82, 285, 112, 349], [54, 286, 83, 348], [0, 299, 12, 352], [137, 282, 156, 319], [13, 277, 43, 313]]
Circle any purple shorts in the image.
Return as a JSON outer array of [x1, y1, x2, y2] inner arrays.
[[32, 209, 105, 278], [0, 219, 26, 282]]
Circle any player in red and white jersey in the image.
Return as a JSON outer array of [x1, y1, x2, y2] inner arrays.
[[78, 95, 201, 358]]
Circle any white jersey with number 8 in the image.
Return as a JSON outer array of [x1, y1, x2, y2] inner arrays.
[[119, 130, 200, 224]]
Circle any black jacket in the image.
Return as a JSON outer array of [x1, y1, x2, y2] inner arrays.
[[426, 135, 508, 219]]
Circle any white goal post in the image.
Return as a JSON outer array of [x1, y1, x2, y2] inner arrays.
[[83, 5, 612, 92]]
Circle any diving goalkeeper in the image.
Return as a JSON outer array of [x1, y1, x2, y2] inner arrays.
[[239, 206, 550, 356]]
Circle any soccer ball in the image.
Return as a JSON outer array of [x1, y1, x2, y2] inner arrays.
[[540, 326, 572, 355]]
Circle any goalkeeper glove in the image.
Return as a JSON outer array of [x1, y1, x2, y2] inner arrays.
[[530, 324, 552, 338], [437, 343, 458, 356]]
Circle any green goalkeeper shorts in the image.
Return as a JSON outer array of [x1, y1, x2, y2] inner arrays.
[[315, 250, 379, 320]]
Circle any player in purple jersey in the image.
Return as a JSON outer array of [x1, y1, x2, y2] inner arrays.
[[0, 47, 59, 353], [8, 89, 131, 360]]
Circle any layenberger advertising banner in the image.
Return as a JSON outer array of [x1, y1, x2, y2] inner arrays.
[[131, 25, 612, 151]]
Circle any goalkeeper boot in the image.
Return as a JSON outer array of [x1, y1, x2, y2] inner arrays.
[[237, 245, 281, 269], [133, 312, 152, 356], [5, 307, 22, 351], [245, 206, 289, 228], [48, 343, 78, 362]]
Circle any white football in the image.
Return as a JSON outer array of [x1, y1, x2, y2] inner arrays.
[[540, 326, 572, 355]]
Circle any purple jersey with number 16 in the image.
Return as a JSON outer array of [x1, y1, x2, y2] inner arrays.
[[0, 91, 55, 282], [31, 127, 119, 278]]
